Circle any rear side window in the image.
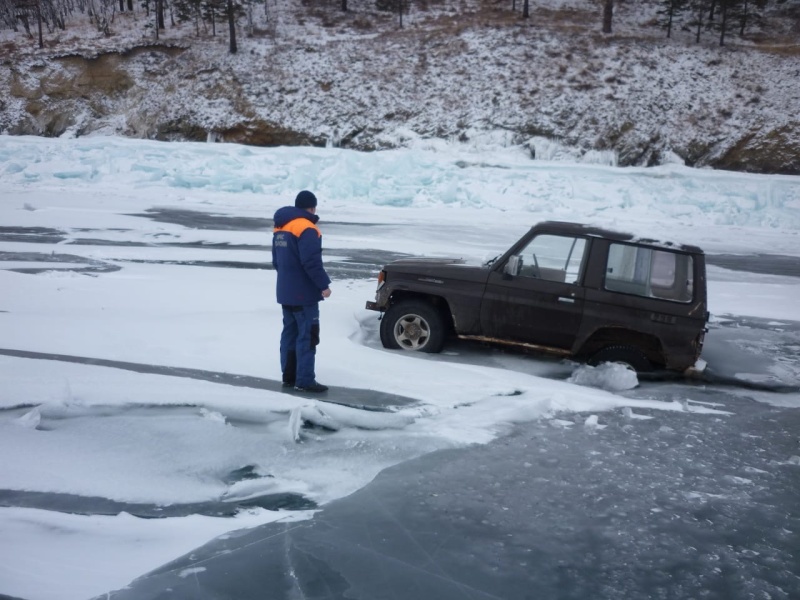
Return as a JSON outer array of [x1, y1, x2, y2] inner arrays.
[[605, 243, 694, 302]]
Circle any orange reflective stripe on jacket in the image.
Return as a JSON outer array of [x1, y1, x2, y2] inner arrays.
[[274, 219, 321, 238]]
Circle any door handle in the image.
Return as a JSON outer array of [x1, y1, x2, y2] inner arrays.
[[558, 297, 576, 304]]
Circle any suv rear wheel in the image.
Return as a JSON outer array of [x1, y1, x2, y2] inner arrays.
[[588, 345, 653, 373], [380, 301, 446, 353]]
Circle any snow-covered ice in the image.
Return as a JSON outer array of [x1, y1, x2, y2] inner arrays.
[[1, 135, 799, 600]]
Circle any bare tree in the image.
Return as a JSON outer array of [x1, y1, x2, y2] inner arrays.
[[718, 0, 731, 45], [35, 0, 42, 46], [602, 0, 613, 33], [227, 0, 236, 52], [86, 0, 116, 34]]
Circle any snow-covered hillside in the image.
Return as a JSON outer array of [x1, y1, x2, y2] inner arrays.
[[1, 0, 799, 173]]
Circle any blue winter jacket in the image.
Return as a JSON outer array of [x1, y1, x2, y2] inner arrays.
[[272, 206, 331, 306]]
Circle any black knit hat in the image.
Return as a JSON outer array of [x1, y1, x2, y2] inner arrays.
[[295, 190, 318, 209]]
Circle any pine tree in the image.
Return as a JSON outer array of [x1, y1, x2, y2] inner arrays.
[[685, 0, 710, 42], [735, 0, 766, 36], [718, 0, 733, 45], [657, 0, 689, 37]]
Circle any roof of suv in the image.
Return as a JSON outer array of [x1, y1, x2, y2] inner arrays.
[[536, 221, 705, 254]]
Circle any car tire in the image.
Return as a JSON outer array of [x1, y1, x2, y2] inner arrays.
[[380, 301, 446, 353], [588, 345, 653, 373]]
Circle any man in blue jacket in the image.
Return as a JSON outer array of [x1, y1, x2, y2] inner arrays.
[[272, 190, 332, 393]]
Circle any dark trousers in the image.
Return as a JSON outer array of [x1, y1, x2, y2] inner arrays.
[[280, 304, 320, 387]]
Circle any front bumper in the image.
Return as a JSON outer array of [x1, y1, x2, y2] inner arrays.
[[366, 281, 390, 312]]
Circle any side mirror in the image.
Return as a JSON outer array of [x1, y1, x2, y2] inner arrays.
[[504, 255, 522, 277]]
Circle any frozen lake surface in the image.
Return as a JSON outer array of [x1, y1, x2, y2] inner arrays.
[[1, 136, 798, 600]]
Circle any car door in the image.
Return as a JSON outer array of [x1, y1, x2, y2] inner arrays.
[[479, 234, 588, 350]]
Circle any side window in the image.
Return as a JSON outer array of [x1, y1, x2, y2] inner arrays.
[[605, 243, 694, 302], [512, 235, 587, 284]]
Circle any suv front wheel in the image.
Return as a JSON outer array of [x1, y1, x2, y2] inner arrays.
[[380, 301, 446, 353]]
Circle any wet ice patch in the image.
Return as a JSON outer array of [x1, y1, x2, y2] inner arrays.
[[567, 363, 639, 391]]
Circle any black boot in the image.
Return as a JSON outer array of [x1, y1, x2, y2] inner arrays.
[[294, 382, 328, 393]]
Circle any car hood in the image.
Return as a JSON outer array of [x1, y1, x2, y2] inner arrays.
[[387, 257, 468, 267], [384, 257, 491, 283]]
